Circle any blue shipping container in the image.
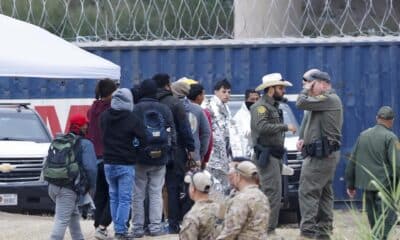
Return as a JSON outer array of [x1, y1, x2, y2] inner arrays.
[[1, 37, 399, 201]]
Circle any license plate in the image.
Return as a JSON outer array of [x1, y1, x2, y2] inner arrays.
[[0, 194, 18, 206]]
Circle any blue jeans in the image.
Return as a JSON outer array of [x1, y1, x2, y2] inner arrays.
[[104, 164, 135, 234]]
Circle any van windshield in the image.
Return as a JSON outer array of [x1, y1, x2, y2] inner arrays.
[[0, 111, 51, 143]]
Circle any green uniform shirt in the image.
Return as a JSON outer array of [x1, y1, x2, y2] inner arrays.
[[298, 111, 310, 140], [296, 89, 343, 146], [250, 94, 288, 147], [345, 124, 400, 191]]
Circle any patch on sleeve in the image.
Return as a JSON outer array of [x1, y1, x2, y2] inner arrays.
[[316, 95, 328, 100], [396, 141, 400, 150], [257, 106, 267, 114]]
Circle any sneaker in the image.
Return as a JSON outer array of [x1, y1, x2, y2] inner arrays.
[[94, 227, 108, 240], [168, 224, 180, 234], [281, 164, 294, 176], [114, 232, 134, 240], [150, 229, 167, 237], [133, 230, 144, 238]]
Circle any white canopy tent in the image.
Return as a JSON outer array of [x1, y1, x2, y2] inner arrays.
[[0, 14, 120, 79]]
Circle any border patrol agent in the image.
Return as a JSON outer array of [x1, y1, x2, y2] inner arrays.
[[345, 106, 399, 240], [250, 73, 296, 235], [296, 71, 343, 239], [297, 69, 321, 152]]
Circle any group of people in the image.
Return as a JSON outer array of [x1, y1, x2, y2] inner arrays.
[[46, 69, 399, 240]]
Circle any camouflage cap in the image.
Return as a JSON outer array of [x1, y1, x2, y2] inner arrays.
[[377, 106, 395, 120], [235, 161, 258, 178], [184, 170, 213, 193]]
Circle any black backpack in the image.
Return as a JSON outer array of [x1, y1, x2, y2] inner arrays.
[[43, 133, 88, 193], [140, 109, 171, 163]]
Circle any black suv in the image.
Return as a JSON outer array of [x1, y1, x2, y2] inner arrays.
[[0, 103, 54, 212]]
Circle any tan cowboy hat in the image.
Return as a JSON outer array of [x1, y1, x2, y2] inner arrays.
[[255, 73, 293, 91]]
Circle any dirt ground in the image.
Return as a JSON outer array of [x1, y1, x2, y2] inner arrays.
[[0, 210, 398, 240]]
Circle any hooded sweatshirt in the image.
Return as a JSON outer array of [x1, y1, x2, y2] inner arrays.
[[100, 88, 145, 165], [157, 88, 195, 173], [87, 99, 111, 158], [157, 88, 195, 152]]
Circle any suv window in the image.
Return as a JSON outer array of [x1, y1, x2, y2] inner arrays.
[[0, 111, 51, 143], [228, 100, 299, 137]]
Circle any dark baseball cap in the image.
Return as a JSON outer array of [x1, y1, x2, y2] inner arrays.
[[377, 106, 395, 120], [309, 70, 331, 83], [302, 69, 320, 82]]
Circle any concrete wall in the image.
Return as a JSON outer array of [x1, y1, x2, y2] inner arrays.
[[234, 0, 400, 38], [234, 0, 302, 38]]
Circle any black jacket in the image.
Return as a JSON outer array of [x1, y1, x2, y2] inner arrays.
[[133, 97, 177, 166], [100, 109, 145, 165], [157, 89, 195, 151], [157, 89, 195, 173]]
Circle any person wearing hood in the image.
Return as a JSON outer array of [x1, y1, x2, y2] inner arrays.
[[171, 78, 211, 164], [171, 78, 212, 221], [230, 89, 260, 158], [152, 73, 196, 234], [100, 88, 146, 240], [86, 79, 117, 240], [131, 79, 176, 237]]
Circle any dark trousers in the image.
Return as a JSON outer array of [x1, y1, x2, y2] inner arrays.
[[181, 182, 194, 218], [365, 190, 397, 240], [165, 169, 184, 233], [94, 162, 112, 228]]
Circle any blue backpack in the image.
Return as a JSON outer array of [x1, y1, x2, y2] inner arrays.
[[141, 109, 171, 163]]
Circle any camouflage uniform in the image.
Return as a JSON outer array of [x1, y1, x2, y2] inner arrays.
[[180, 199, 223, 240], [250, 94, 287, 232], [217, 185, 270, 240], [203, 95, 232, 194], [296, 88, 343, 238]]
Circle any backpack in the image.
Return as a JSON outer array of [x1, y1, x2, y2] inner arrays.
[[43, 133, 84, 190], [141, 109, 171, 162]]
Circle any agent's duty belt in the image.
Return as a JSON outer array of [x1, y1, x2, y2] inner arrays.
[[302, 137, 340, 158]]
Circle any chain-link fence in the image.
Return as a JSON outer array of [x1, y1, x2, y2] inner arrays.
[[0, 0, 399, 41]]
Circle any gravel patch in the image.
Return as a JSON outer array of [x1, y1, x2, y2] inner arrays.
[[0, 210, 398, 240]]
